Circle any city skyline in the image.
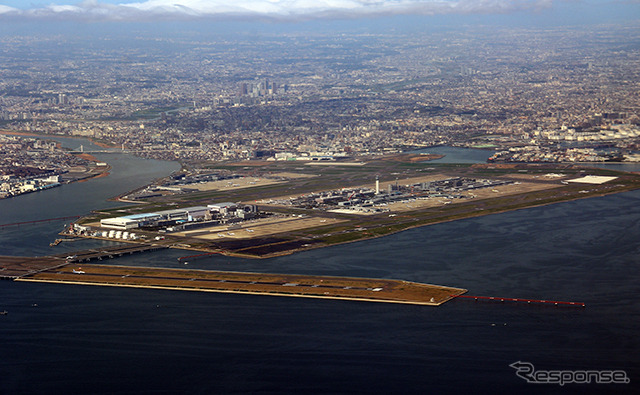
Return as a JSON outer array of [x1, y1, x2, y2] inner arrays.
[[1, 0, 639, 393]]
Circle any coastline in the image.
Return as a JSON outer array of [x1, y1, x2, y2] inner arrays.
[[0, 130, 113, 197], [230, 181, 640, 259], [0, 129, 118, 149], [11, 136, 632, 259], [65, 174, 640, 260]]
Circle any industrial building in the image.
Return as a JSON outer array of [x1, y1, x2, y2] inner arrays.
[[269, 177, 514, 213], [100, 213, 162, 230], [100, 203, 258, 230]]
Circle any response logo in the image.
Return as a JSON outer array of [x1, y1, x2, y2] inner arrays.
[[510, 361, 630, 386]]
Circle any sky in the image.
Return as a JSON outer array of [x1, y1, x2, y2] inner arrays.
[[0, 0, 636, 24], [0, 0, 640, 21]]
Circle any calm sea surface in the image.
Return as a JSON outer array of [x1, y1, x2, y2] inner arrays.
[[0, 143, 638, 394]]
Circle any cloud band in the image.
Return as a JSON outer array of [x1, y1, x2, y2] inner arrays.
[[0, 0, 553, 21]]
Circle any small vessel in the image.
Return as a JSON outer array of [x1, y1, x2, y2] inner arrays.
[[0, 310, 7, 315]]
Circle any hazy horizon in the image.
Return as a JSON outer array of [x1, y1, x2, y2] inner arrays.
[[0, 0, 637, 30]]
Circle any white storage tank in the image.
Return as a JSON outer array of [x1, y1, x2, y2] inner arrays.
[[108, 230, 116, 238], [115, 231, 122, 239]]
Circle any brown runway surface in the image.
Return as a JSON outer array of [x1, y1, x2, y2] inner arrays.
[[19, 264, 467, 306], [0, 255, 66, 279]]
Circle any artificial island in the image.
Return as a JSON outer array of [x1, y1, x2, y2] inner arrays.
[[0, 255, 466, 306], [66, 152, 640, 258], [1, 24, 639, 306], [2, 151, 638, 306]]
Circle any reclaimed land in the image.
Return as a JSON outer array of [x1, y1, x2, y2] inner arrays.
[[74, 159, 640, 259], [17, 264, 467, 306], [163, 171, 640, 258], [0, 255, 66, 279]]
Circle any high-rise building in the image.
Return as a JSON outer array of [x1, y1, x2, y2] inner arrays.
[[239, 83, 248, 96]]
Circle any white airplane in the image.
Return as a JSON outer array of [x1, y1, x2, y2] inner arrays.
[[66, 255, 77, 260], [72, 269, 85, 274]]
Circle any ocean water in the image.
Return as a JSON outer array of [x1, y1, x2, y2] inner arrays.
[[0, 144, 638, 394]]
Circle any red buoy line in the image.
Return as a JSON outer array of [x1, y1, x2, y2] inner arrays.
[[452, 294, 585, 307]]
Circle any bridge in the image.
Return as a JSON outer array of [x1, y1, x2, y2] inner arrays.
[[0, 256, 68, 280], [52, 244, 168, 263], [0, 244, 168, 280]]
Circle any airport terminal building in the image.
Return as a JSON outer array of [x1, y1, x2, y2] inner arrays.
[[100, 203, 256, 230]]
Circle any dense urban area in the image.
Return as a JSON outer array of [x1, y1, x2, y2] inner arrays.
[[1, 24, 640, 197]]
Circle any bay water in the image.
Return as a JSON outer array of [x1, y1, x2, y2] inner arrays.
[[1, 144, 638, 394]]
